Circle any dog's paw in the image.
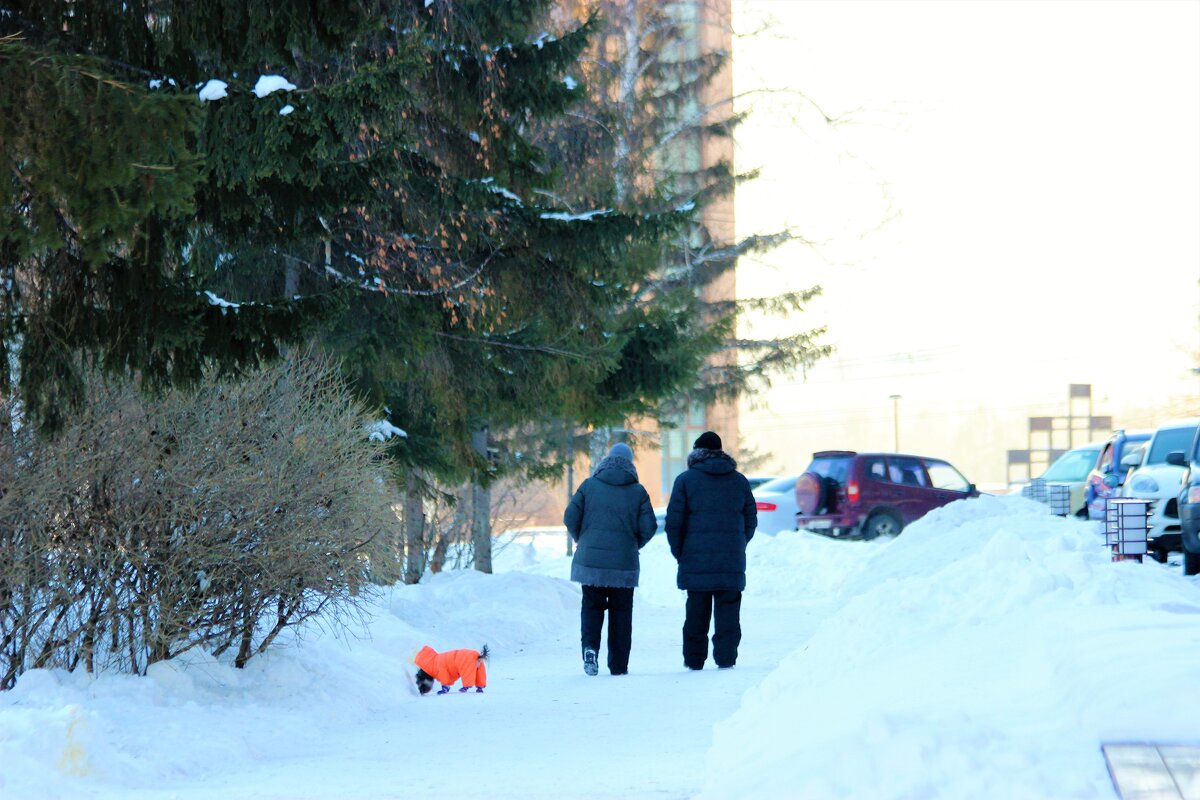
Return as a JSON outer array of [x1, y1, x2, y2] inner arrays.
[[436, 686, 451, 695]]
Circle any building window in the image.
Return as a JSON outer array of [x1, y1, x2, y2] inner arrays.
[[662, 401, 708, 493]]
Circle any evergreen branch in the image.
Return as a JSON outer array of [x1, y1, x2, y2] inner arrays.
[[646, 91, 753, 157], [8, 163, 81, 246], [280, 247, 499, 299], [433, 332, 590, 360], [76, 70, 135, 93]]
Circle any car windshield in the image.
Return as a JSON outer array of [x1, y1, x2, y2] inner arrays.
[[756, 476, 797, 493], [1147, 426, 1197, 464], [1039, 447, 1102, 482], [925, 461, 970, 492]]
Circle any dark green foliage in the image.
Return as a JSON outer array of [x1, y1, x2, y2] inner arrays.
[[531, 1, 832, 423], [2, 0, 815, 491], [0, 4, 360, 431]]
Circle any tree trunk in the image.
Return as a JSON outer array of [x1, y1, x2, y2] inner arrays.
[[588, 426, 610, 477], [402, 477, 426, 584], [565, 422, 575, 556], [613, 1, 640, 208], [471, 425, 492, 573], [429, 530, 451, 574], [284, 263, 300, 298]]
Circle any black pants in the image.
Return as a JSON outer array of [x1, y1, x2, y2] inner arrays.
[[581, 585, 635, 674], [683, 589, 742, 669]]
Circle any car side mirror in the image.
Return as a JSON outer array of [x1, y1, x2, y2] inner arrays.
[[1166, 451, 1187, 467], [1102, 474, 1120, 488], [966, 483, 977, 494], [1120, 450, 1142, 469]]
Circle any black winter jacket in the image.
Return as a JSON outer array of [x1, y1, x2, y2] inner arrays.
[[664, 449, 757, 591], [564, 455, 657, 588]]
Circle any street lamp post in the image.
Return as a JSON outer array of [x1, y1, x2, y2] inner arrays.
[[888, 394, 902, 451]]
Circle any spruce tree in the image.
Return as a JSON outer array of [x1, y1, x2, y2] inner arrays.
[[0, 2, 363, 431], [534, 1, 832, 434]]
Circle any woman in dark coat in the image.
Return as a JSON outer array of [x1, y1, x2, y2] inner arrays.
[[664, 430, 757, 670], [563, 442, 657, 676]]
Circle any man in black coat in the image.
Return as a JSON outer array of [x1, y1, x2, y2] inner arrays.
[[664, 431, 757, 670], [564, 442, 657, 676]]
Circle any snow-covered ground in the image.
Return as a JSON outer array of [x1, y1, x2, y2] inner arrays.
[[3, 495, 1200, 799]]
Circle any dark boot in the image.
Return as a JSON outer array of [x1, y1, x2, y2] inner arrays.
[[580, 585, 605, 674], [583, 648, 599, 677]]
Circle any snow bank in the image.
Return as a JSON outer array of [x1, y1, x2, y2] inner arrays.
[[698, 494, 1200, 800], [7, 494, 1197, 799], [0, 571, 576, 799]]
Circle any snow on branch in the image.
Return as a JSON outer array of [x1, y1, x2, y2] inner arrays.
[[367, 420, 407, 442], [253, 75, 297, 97], [197, 74, 300, 103], [539, 209, 610, 222]]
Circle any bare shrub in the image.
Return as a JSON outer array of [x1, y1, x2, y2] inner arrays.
[[0, 353, 400, 687]]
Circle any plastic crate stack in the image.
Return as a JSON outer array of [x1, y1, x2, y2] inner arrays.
[[1104, 498, 1149, 562]]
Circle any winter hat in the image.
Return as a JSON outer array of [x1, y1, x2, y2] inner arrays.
[[693, 431, 722, 451], [608, 442, 634, 461]]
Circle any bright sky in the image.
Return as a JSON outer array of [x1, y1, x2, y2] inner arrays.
[[733, 0, 1200, 485]]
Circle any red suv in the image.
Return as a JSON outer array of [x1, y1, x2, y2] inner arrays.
[[794, 451, 980, 539]]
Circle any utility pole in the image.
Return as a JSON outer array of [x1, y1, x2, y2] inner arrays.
[[889, 394, 901, 451]]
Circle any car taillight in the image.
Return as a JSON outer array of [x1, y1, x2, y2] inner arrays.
[[756, 502, 777, 512], [847, 480, 859, 503], [1189, 486, 1200, 504]]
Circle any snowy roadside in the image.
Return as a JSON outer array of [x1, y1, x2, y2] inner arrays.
[[698, 496, 1200, 800]]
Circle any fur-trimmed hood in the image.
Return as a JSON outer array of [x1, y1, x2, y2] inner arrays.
[[686, 448, 737, 473]]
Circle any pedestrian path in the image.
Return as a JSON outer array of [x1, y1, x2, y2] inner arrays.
[[1103, 743, 1200, 800]]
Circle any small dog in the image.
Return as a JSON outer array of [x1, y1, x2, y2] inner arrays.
[[414, 644, 490, 695]]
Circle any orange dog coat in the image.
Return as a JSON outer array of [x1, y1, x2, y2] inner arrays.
[[414, 646, 488, 689]]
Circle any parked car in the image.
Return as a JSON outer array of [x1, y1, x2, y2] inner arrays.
[[746, 475, 780, 490], [1170, 428, 1200, 575], [1020, 442, 1104, 517], [1120, 419, 1197, 561], [1084, 429, 1152, 522], [793, 451, 979, 539], [752, 475, 800, 535]]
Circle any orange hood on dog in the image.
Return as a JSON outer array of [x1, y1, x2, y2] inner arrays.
[[414, 645, 487, 688]]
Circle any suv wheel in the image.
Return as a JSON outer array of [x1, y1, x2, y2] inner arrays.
[[863, 511, 902, 540], [1185, 551, 1200, 577]]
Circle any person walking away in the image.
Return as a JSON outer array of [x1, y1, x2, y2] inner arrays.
[[563, 442, 657, 676], [664, 431, 757, 670]]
